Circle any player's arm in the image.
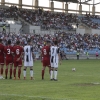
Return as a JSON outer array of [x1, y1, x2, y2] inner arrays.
[[58, 48, 61, 65], [19, 51, 23, 59], [32, 52, 36, 60], [20, 47, 24, 59], [17, 47, 23, 61], [59, 53, 61, 65], [40, 49, 43, 62], [31, 46, 36, 61]]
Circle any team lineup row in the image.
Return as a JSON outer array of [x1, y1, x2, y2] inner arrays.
[[0, 39, 61, 80]]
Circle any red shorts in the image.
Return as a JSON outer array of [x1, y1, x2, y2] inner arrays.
[[14, 58, 22, 67], [5, 57, 13, 66], [0, 56, 4, 65], [42, 57, 50, 67]]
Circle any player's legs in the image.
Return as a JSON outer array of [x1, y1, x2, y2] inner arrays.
[[41, 66, 46, 80], [28, 61, 34, 80], [1, 64, 4, 78], [50, 61, 58, 80], [18, 66, 21, 79], [5, 59, 9, 79], [50, 66, 54, 80], [23, 66, 27, 79], [13, 61, 17, 79], [50, 57, 54, 80], [13, 67, 17, 79], [0, 58, 4, 79], [0, 64, 1, 79], [5, 64, 9, 79], [23, 61, 28, 79], [9, 63, 13, 79], [54, 68, 58, 81], [48, 59, 51, 74], [17, 60, 22, 79], [54, 62, 58, 81], [30, 66, 33, 80], [5, 58, 13, 79], [41, 59, 47, 80], [23, 66, 33, 80], [23, 61, 33, 80]]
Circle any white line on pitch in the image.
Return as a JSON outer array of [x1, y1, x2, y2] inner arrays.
[[0, 93, 80, 100]]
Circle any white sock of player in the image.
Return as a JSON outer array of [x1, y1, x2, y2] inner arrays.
[[54, 70, 57, 80], [50, 70, 53, 79], [23, 69, 26, 78], [30, 69, 33, 77]]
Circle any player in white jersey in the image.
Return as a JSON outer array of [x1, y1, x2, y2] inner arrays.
[[50, 41, 61, 81], [23, 39, 35, 80]]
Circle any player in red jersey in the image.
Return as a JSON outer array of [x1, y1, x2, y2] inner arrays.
[[4, 40, 13, 79], [41, 40, 51, 80], [0, 39, 5, 79], [12, 41, 23, 80]]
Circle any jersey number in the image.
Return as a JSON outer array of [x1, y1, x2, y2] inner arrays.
[[26, 48, 28, 53], [16, 49, 19, 55], [7, 49, 10, 54], [52, 48, 54, 54], [26, 48, 29, 62], [43, 49, 47, 55]]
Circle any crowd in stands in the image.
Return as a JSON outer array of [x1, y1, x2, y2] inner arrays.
[[0, 6, 78, 30], [80, 14, 100, 29], [0, 6, 18, 21], [0, 31, 100, 55], [18, 9, 77, 30], [1, 6, 100, 30], [0, 6, 100, 55]]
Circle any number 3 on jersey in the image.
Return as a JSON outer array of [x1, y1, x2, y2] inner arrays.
[[7, 49, 10, 54]]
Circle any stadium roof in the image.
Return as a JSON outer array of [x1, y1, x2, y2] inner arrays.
[[51, 0, 100, 5], [51, 0, 78, 3], [51, 0, 92, 3]]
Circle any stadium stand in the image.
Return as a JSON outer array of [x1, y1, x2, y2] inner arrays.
[[0, 0, 100, 59]]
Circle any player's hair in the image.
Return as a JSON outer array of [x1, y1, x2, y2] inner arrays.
[[46, 40, 50, 43], [46, 40, 50, 45], [0, 39, 2, 43], [16, 40, 20, 45], [8, 40, 11, 45], [54, 40, 58, 45]]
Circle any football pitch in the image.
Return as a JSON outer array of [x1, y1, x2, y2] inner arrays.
[[0, 59, 100, 100]]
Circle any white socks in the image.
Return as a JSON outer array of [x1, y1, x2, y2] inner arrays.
[[50, 70, 58, 79], [23, 70, 26, 77], [30, 70, 33, 77], [50, 70, 53, 79], [54, 71, 57, 80]]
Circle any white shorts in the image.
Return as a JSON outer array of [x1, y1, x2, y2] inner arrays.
[[50, 56, 59, 68], [51, 62, 58, 68], [24, 61, 33, 67]]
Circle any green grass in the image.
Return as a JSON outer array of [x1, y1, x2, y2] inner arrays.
[[0, 59, 100, 100]]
